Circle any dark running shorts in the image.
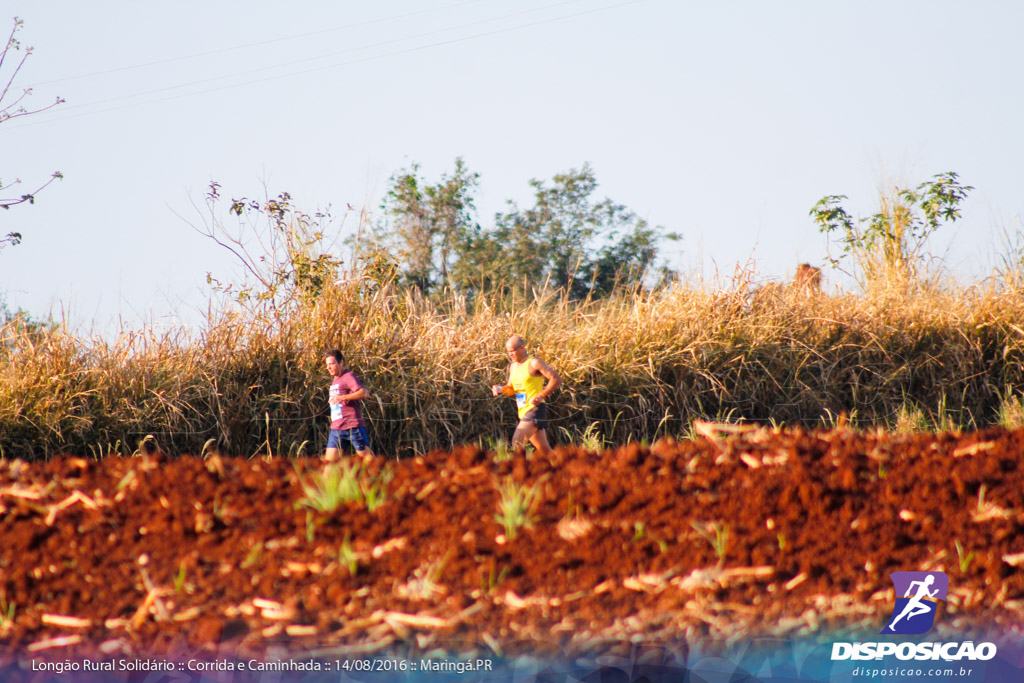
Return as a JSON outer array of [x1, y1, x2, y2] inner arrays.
[[327, 426, 370, 452], [518, 403, 549, 431]]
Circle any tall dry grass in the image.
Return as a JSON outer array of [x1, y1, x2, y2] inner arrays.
[[3, 271, 1024, 460]]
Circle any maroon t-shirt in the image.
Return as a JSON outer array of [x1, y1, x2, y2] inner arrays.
[[328, 371, 365, 430]]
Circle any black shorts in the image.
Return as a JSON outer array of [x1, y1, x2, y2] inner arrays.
[[518, 403, 548, 431]]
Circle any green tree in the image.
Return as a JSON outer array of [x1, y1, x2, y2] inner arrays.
[[378, 157, 479, 293], [476, 164, 678, 298], [378, 161, 678, 299], [811, 171, 972, 281], [0, 17, 64, 249]]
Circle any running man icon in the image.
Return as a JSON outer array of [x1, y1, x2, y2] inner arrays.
[[888, 575, 937, 630], [881, 571, 949, 635]]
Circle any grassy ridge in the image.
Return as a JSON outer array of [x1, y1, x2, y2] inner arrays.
[[3, 276, 1024, 459]]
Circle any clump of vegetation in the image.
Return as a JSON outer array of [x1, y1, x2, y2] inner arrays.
[[891, 395, 961, 434], [494, 477, 540, 540], [892, 402, 931, 434], [485, 437, 513, 463], [561, 421, 605, 452], [997, 389, 1024, 429], [295, 461, 392, 513]]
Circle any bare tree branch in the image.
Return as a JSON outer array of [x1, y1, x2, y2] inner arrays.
[[0, 171, 63, 210], [0, 16, 64, 249]]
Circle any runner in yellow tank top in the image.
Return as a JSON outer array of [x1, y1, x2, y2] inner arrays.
[[491, 334, 563, 455], [510, 356, 545, 419]]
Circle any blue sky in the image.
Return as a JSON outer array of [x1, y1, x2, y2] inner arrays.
[[2, 0, 1022, 331]]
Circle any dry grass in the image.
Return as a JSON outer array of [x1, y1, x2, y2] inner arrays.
[[3, 270, 1024, 459]]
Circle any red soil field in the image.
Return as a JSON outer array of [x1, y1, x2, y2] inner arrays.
[[2, 424, 1024, 678]]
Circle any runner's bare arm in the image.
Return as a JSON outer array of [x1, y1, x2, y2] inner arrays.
[[528, 358, 562, 405]]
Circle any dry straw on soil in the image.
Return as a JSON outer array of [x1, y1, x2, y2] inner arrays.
[[4, 272, 1024, 459]]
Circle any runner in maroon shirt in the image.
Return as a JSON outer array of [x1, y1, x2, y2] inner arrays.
[[324, 350, 373, 459]]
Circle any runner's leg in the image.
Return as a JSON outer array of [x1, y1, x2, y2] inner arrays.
[[325, 429, 341, 462], [529, 429, 552, 456], [513, 421, 538, 450]]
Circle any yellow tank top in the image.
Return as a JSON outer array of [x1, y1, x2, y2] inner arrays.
[[510, 356, 545, 419]]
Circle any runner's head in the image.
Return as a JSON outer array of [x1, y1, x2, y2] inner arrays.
[[325, 349, 345, 377], [505, 335, 527, 363]]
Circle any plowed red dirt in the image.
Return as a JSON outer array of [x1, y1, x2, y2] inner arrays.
[[3, 425, 1024, 669]]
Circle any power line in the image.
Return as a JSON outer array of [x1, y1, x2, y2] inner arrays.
[[4, 0, 644, 131], [24, 0, 491, 88], [25, 0, 586, 118]]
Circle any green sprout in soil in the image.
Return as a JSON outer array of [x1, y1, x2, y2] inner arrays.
[[632, 521, 667, 552], [296, 463, 361, 512], [955, 539, 975, 573], [691, 521, 730, 566], [423, 554, 447, 587], [338, 534, 359, 577], [0, 590, 14, 635], [241, 541, 264, 569], [481, 564, 511, 596], [212, 495, 228, 524], [494, 477, 540, 540], [403, 552, 451, 600], [563, 492, 580, 520], [174, 560, 188, 594], [361, 472, 390, 512], [305, 511, 319, 543]]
